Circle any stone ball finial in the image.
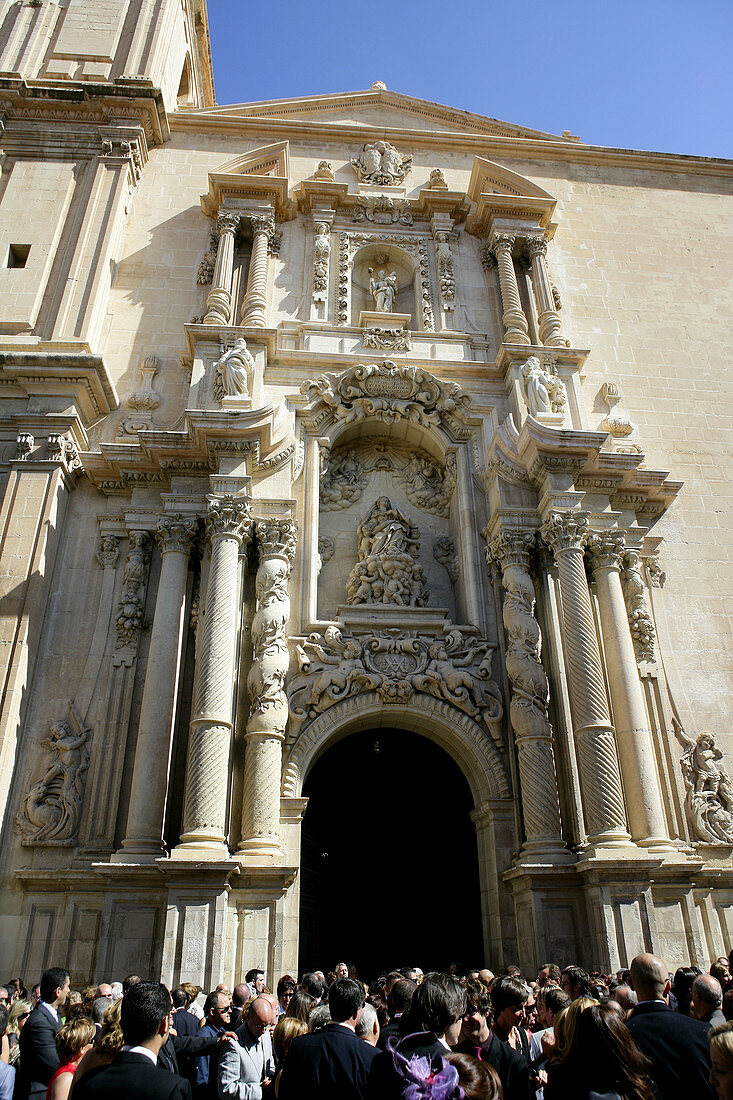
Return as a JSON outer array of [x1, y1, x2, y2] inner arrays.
[[370, 80, 387, 91]]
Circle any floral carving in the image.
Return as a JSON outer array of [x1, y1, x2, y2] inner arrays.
[[433, 536, 459, 583], [353, 195, 413, 225], [434, 230, 455, 311], [337, 232, 349, 324], [197, 224, 220, 284], [363, 327, 411, 352], [418, 239, 436, 331], [312, 222, 330, 302], [351, 141, 412, 185], [247, 519, 297, 735], [620, 549, 656, 663], [114, 531, 151, 650], [681, 733, 733, 844], [16, 704, 91, 845], [346, 496, 427, 607]]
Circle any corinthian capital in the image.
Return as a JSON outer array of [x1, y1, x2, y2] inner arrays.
[[526, 234, 548, 259], [217, 211, 241, 235], [541, 511, 590, 556], [255, 517, 297, 563], [486, 529, 535, 571], [490, 232, 515, 254], [206, 495, 252, 543], [587, 531, 626, 572], [157, 514, 199, 555], [249, 214, 276, 239]]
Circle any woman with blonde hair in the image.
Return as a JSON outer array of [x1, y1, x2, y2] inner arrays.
[[710, 1020, 733, 1100], [72, 998, 124, 1087], [46, 1018, 95, 1100], [272, 1016, 308, 1097]]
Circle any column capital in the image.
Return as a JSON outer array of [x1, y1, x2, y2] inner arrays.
[[157, 514, 199, 555], [486, 529, 535, 571], [206, 495, 252, 543], [526, 233, 548, 258], [248, 213, 276, 239], [255, 517, 297, 564], [216, 210, 241, 235], [490, 231, 515, 254], [587, 531, 626, 572], [541, 510, 590, 556]]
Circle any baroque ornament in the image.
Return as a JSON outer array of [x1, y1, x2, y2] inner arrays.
[[16, 703, 91, 845], [363, 327, 411, 352], [321, 450, 369, 510], [213, 336, 255, 402], [312, 222, 330, 302], [247, 519, 297, 736], [289, 626, 503, 746], [680, 733, 733, 844], [320, 443, 455, 518], [114, 531, 151, 651], [521, 356, 567, 417], [127, 355, 161, 411], [620, 549, 656, 663], [354, 195, 412, 225], [433, 536, 459, 583], [196, 223, 219, 284], [346, 496, 428, 607], [434, 231, 455, 311], [368, 267, 398, 312], [351, 141, 412, 185]]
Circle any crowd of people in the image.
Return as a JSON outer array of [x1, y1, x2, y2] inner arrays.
[[3, 952, 733, 1099]]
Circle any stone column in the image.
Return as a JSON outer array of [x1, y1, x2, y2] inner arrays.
[[490, 232, 530, 345], [204, 212, 240, 325], [173, 495, 252, 858], [239, 518, 297, 862], [587, 533, 671, 849], [488, 530, 569, 860], [240, 214, 274, 328], [541, 511, 630, 848], [526, 234, 565, 347], [115, 514, 198, 861]]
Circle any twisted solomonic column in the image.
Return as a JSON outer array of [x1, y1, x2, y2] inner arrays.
[[238, 517, 297, 861], [240, 214, 275, 328], [204, 211, 240, 325], [541, 511, 631, 848], [490, 232, 530, 345], [526, 234, 565, 347], [587, 533, 672, 850], [488, 529, 569, 860], [173, 495, 252, 858]]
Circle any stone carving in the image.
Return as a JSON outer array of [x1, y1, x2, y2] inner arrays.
[[434, 231, 455, 310], [17, 703, 90, 845], [313, 160, 335, 181], [620, 549, 656, 663], [301, 361, 471, 436], [127, 355, 161, 411], [433, 536, 459, 583], [346, 496, 428, 607], [289, 626, 502, 746], [247, 519, 297, 736], [681, 733, 733, 844], [428, 168, 448, 189], [645, 554, 666, 588], [114, 531, 151, 650], [363, 327, 411, 352], [312, 223, 330, 302], [368, 267, 398, 312], [16, 432, 33, 459], [320, 450, 369, 510], [418, 239, 436, 331], [351, 141, 412, 185], [600, 381, 635, 437], [397, 451, 456, 517], [97, 535, 120, 570], [354, 195, 413, 225], [521, 356, 567, 417], [213, 337, 255, 402], [197, 224, 219, 284], [46, 433, 81, 473], [317, 536, 334, 574]]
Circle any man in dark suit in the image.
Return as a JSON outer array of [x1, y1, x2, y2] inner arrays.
[[72, 981, 191, 1100], [13, 966, 69, 1099], [626, 952, 715, 1100], [279, 977, 377, 1100], [377, 979, 416, 1050], [691, 973, 726, 1030], [454, 977, 530, 1100]]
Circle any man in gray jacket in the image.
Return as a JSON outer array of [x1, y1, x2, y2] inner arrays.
[[218, 998, 275, 1100]]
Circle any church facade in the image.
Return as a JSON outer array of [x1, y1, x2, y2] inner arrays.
[[0, 0, 732, 985]]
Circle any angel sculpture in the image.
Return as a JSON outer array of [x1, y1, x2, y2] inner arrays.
[[680, 732, 733, 844], [17, 703, 91, 844]]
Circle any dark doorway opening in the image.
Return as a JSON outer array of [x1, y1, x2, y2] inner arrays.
[[298, 727, 483, 982]]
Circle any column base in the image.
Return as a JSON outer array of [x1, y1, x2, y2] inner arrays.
[[110, 838, 166, 864], [170, 835, 229, 861], [236, 838, 283, 865], [517, 841, 577, 867]]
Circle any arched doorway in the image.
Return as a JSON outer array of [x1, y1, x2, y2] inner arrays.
[[298, 728, 483, 981]]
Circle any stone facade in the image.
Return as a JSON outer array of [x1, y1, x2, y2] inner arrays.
[[1, 3, 733, 983]]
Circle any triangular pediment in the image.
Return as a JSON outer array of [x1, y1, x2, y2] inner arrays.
[[194, 87, 565, 142], [216, 140, 290, 178]]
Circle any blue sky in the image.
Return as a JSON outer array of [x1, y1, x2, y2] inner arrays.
[[206, 0, 732, 159]]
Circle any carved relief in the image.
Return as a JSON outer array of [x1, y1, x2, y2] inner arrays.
[[418, 239, 436, 331], [354, 195, 412, 225], [312, 223, 330, 302], [346, 496, 428, 607], [434, 230, 455, 311], [397, 451, 456, 517], [320, 442, 455, 517], [433, 536, 459, 583], [427, 168, 448, 189], [313, 160, 335, 181], [197, 223, 219, 284], [600, 381, 636, 437], [620, 549, 656, 663], [114, 531, 151, 651], [681, 733, 733, 844], [317, 536, 334, 574], [127, 355, 161, 411], [521, 356, 567, 417], [17, 704, 91, 845], [289, 626, 503, 746], [320, 450, 369, 510], [368, 267, 398, 312], [351, 141, 412, 185], [46, 433, 82, 473], [97, 535, 120, 570], [363, 327, 411, 352], [213, 336, 255, 402], [337, 232, 349, 324], [247, 519, 297, 736], [16, 432, 33, 459]]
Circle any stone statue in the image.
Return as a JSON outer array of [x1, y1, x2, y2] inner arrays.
[[368, 268, 398, 313], [17, 708, 90, 845], [346, 496, 427, 607], [520, 356, 566, 417], [681, 732, 733, 844], [351, 140, 412, 185], [213, 337, 255, 402]]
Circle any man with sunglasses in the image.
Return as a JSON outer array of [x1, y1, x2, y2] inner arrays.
[[194, 991, 233, 1098]]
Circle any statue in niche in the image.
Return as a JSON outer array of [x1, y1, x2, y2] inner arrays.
[[351, 140, 412, 186], [681, 732, 733, 844], [368, 268, 398, 313], [17, 708, 91, 845], [213, 337, 255, 402], [520, 356, 566, 417], [347, 496, 428, 607]]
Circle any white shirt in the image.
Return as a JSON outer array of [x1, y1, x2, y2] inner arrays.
[[39, 1002, 59, 1023], [122, 1045, 158, 1064]]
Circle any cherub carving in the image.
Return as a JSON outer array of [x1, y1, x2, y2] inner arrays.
[[681, 732, 733, 844], [17, 704, 91, 845]]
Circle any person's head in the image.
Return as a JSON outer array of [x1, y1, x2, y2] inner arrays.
[[611, 984, 637, 1014], [387, 979, 415, 1019], [246, 996, 274, 1039], [232, 982, 250, 1008], [40, 968, 70, 1008], [629, 954, 670, 1004], [122, 975, 141, 995], [92, 995, 112, 1023], [120, 982, 172, 1049], [273, 1015, 308, 1063], [536, 986, 570, 1028], [355, 1001, 379, 1045], [713, 963, 731, 987], [575, 1002, 654, 1099], [0, 1005, 7, 1041], [711, 1021, 733, 1100], [461, 977, 492, 1045], [204, 990, 232, 1030], [672, 965, 701, 1015], [97, 998, 124, 1058], [445, 1053, 502, 1100], [308, 1004, 332, 1032], [287, 991, 317, 1022], [300, 972, 326, 1001], [384, 972, 404, 997], [277, 976, 296, 1010], [171, 988, 189, 1010], [490, 976, 529, 1035], [110, 982, 123, 1002], [245, 969, 266, 995], [328, 978, 364, 1026], [97, 983, 112, 998], [552, 996, 597, 1063], [0, 988, 8, 1006], [334, 962, 349, 981], [693, 974, 724, 1021], [560, 966, 591, 1000], [537, 964, 562, 988], [8, 999, 31, 1036], [30, 984, 40, 1007], [55, 1018, 95, 1065], [412, 972, 467, 1047], [6, 979, 27, 1002], [478, 969, 494, 988], [215, 982, 231, 998]]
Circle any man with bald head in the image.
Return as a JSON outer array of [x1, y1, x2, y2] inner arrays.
[[626, 952, 714, 1100], [218, 996, 274, 1099], [691, 973, 726, 1029]]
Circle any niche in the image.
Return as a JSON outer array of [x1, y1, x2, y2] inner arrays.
[[351, 244, 416, 326]]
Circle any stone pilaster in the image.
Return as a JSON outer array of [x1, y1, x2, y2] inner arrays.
[[173, 495, 252, 858], [204, 211, 240, 325], [114, 514, 198, 862], [488, 529, 569, 861], [240, 214, 275, 328], [490, 232, 530, 345], [526, 234, 565, 347], [587, 533, 672, 850], [541, 511, 631, 848], [238, 518, 297, 862]]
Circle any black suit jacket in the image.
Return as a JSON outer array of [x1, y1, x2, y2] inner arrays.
[[72, 1051, 192, 1100], [625, 1000, 715, 1100], [13, 1003, 60, 1099], [169, 1013, 203, 1082], [279, 1023, 377, 1100], [455, 1032, 530, 1100], [158, 1031, 219, 1078], [368, 1032, 449, 1100]]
